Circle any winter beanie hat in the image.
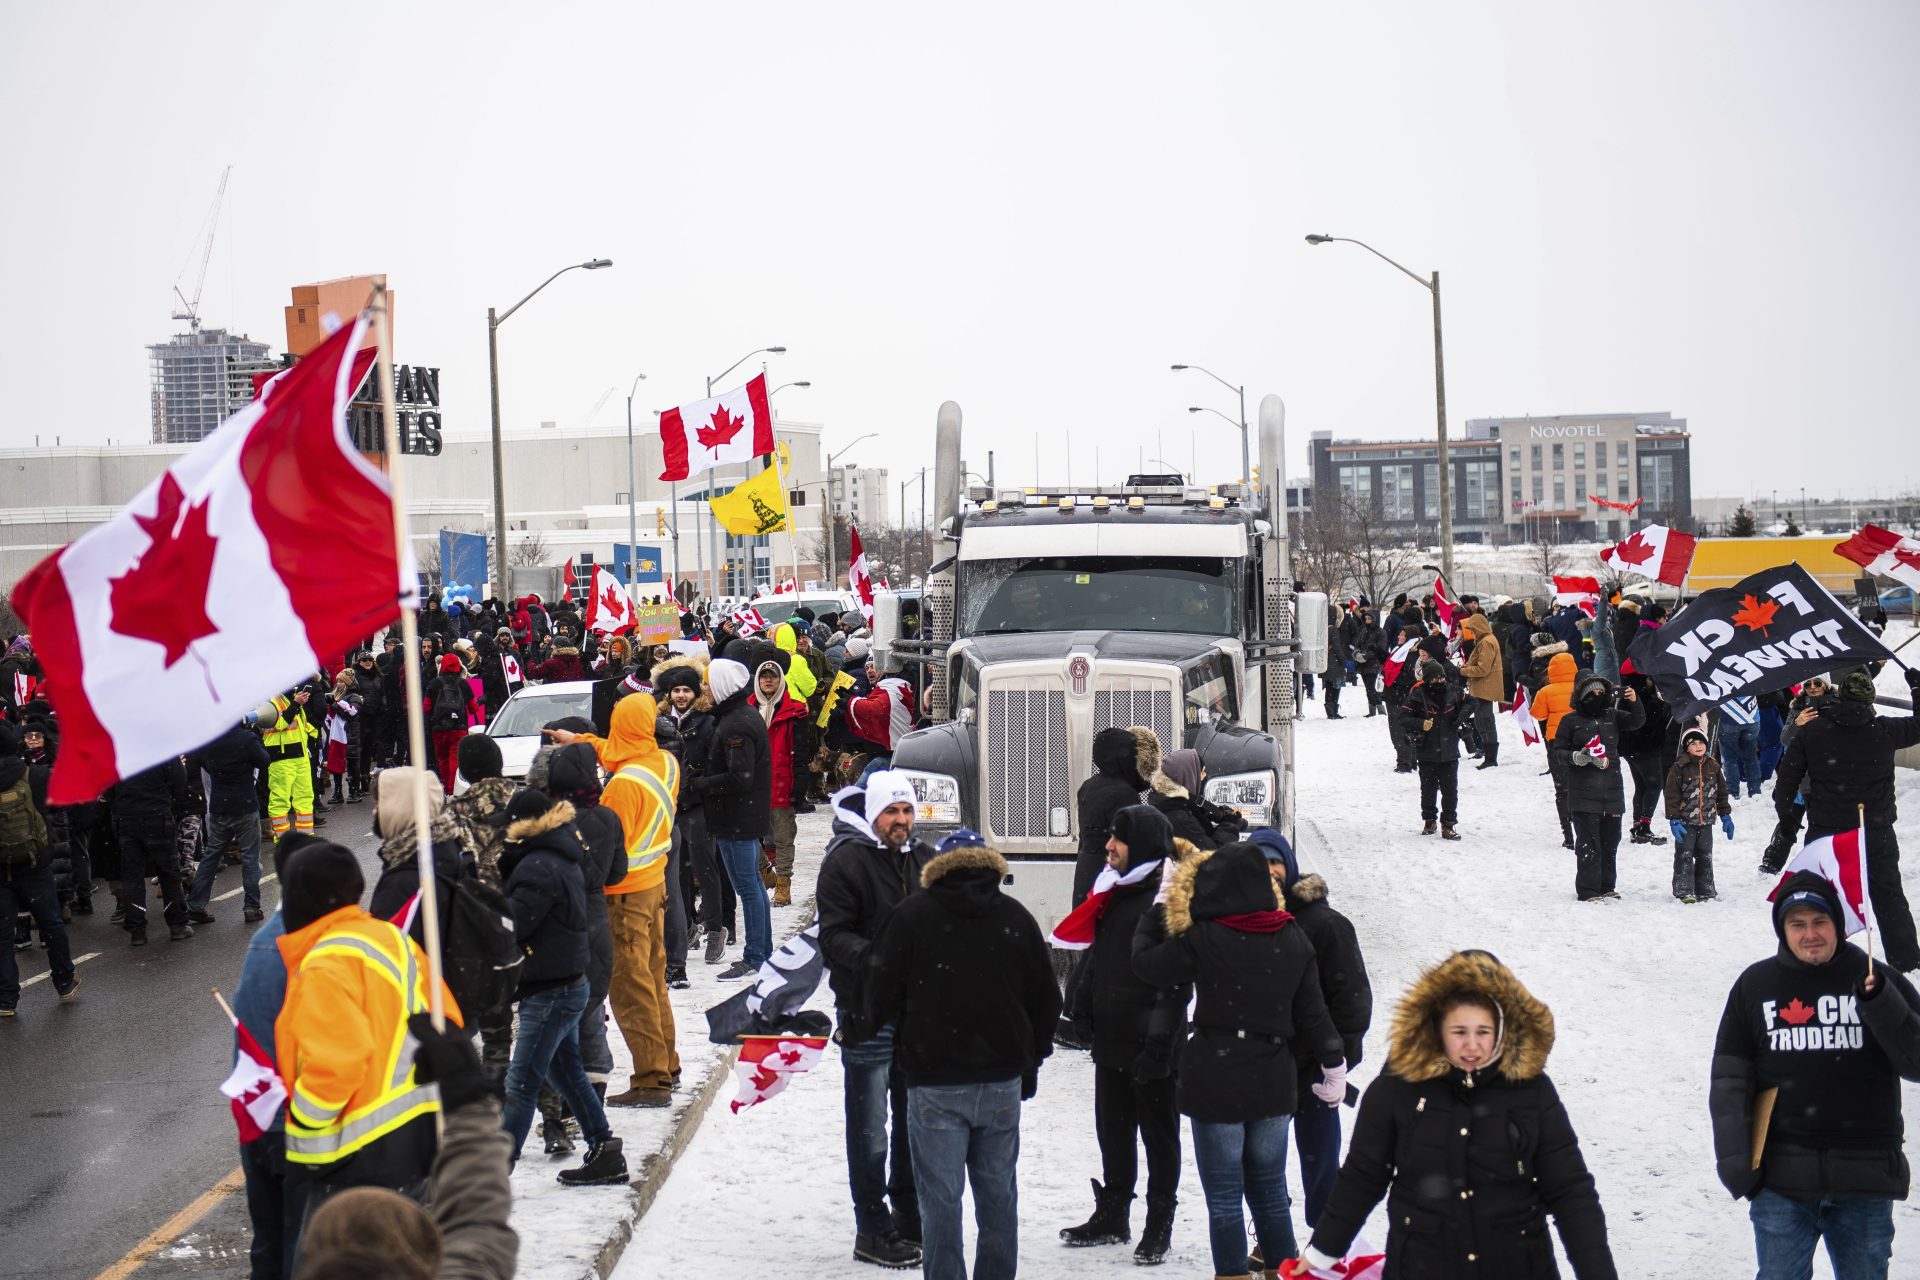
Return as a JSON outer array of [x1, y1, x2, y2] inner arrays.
[[845, 637, 871, 661], [936, 828, 987, 853], [863, 770, 917, 824], [505, 788, 554, 826], [438, 654, 463, 674], [281, 842, 366, 931], [707, 658, 750, 703], [1681, 728, 1709, 752], [1247, 827, 1300, 882], [1840, 671, 1878, 704], [457, 733, 504, 783], [1420, 660, 1446, 683]]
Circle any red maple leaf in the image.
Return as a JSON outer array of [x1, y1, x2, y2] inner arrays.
[[1896, 544, 1920, 573], [696, 405, 745, 449], [1778, 997, 1816, 1026], [598, 581, 625, 618], [1732, 593, 1780, 636], [1610, 530, 1655, 567], [108, 474, 220, 667]]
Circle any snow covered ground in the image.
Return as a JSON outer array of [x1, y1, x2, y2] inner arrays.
[[591, 650, 1920, 1280]]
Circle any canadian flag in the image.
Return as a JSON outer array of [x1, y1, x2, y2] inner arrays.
[[1510, 685, 1543, 747], [1294, 1237, 1386, 1279], [1584, 733, 1608, 762], [658, 374, 776, 482], [731, 606, 769, 637], [583, 567, 635, 636], [730, 1034, 830, 1113], [1552, 575, 1601, 618], [773, 577, 797, 596], [1835, 524, 1920, 593], [1431, 575, 1457, 635], [1600, 523, 1698, 586], [220, 1014, 289, 1144], [848, 524, 876, 626], [1381, 636, 1421, 688], [1770, 830, 1874, 937], [1050, 858, 1164, 950], [501, 652, 525, 690], [11, 317, 412, 805]]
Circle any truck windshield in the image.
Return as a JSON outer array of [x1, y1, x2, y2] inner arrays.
[[961, 556, 1238, 637]]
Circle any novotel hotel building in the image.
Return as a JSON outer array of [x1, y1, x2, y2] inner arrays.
[[1309, 411, 1691, 544]]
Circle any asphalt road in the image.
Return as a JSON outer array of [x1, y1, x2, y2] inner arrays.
[[0, 798, 384, 1280]]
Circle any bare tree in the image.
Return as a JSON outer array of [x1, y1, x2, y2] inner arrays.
[[1288, 507, 1350, 598], [1337, 496, 1420, 607], [0, 583, 24, 642], [510, 530, 551, 568], [800, 511, 852, 588]]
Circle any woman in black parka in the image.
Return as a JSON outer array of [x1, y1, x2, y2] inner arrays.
[[1133, 841, 1343, 1278], [1289, 950, 1616, 1280]]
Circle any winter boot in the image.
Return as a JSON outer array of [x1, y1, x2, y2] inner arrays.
[[556, 1136, 628, 1187], [891, 1203, 922, 1247], [852, 1232, 921, 1269], [1759, 829, 1793, 875], [704, 929, 727, 965], [1133, 1193, 1175, 1264], [1476, 745, 1499, 769], [168, 923, 194, 942], [666, 962, 689, 990], [1422, 820, 1437, 836], [1441, 823, 1461, 841], [1059, 1178, 1133, 1246], [329, 779, 345, 805], [773, 874, 792, 907], [539, 1087, 573, 1155]]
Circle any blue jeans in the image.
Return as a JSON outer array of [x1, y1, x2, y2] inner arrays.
[[714, 836, 772, 967], [500, 979, 610, 1160], [907, 1079, 1022, 1280], [1292, 1086, 1341, 1228], [1750, 1189, 1893, 1280], [842, 1023, 917, 1236], [1190, 1115, 1296, 1275], [1721, 722, 1762, 795], [189, 809, 264, 913]]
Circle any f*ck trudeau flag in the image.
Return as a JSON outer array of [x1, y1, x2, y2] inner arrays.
[[11, 316, 413, 804], [1624, 563, 1893, 721]]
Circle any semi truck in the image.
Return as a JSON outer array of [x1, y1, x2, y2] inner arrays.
[[869, 396, 1325, 931]]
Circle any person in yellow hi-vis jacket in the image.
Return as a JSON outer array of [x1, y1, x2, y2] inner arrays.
[[262, 689, 320, 838], [274, 841, 460, 1230], [549, 695, 680, 1108]]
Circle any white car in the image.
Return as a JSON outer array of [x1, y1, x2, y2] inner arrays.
[[457, 680, 596, 791], [747, 591, 859, 630]]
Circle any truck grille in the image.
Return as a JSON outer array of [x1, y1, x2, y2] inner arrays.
[[985, 687, 1069, 840], [1094, 678, 1176, 749]]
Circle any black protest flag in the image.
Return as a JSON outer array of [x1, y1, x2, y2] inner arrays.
[[1625, 563, 1894, 721]]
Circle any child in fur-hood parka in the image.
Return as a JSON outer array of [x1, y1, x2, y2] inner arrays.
[[1298, 950, 1617, 1280]]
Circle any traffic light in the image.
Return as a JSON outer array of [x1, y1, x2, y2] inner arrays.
[[655, 508, 667, 537]]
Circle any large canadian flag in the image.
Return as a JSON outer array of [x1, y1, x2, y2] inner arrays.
[[1600, 523, 1698, 586], [582, 566, 636, 635], [848, 523, 876, 626], [11, 317, 412, 805], [1835, 524, 1920, 593], [658, 374, 776, 482]]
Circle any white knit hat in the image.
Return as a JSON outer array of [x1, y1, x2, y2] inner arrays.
[[707, 658, 750, 702]]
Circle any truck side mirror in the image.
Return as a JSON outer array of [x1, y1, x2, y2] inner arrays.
[[1295, 592, 1329, 674], [870, 591, 905, 673]]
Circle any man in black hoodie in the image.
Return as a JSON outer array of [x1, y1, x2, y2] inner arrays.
[[186, 721, 272, 924], [1554, 672, 1645, 903], [692, 658, 773, 980], [866, 828, 1060, 1280], [1773, 668, 1920, 973], [1710, 870, 1920, 1274], [107, 755, 192, 944], [818, 770, 936, 1270], [1060, 727, 1154, 1049]]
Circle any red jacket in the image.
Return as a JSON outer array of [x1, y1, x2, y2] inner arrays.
[[765, 693, 808, 808]]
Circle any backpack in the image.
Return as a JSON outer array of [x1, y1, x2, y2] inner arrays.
[[0, 779, 44, 866], [408, 874, 522, 1015]]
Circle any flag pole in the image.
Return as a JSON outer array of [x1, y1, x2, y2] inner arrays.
[[212, 987, 238, 1024], [372, 276, 447, 1032], [771, 448, 802, 591], [1861, 802, 1874, 975]]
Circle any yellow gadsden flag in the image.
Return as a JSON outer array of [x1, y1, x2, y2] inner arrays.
[[711, 463, 790, 537]]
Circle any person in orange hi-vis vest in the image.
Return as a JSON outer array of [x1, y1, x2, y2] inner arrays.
[[274, 841, 461, 1228], [549, 695, 680, 1108]]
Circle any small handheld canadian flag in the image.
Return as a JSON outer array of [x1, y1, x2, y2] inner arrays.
[[216, 994, 288, 1144], [501, 652, 524, 689], [730, 1034, 830, 1114], [1584, 734, 1608, 761], [1510, 685, 1543, 747], [583, 567, 635, 636]]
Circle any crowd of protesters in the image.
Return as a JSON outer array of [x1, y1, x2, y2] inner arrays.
[[8, 568, 1920, 1280]]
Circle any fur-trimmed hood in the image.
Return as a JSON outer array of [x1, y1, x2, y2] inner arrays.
[[1159, 843, 1281, 936], [547, 644, 580, 659], [919, 843, 1009, 918], [506, 799, 577, 843], [1384, 950, 1555, 1084], [651, 655, 713, 712], [1129, 725, 1162, 783], [1288, 872, 1330, 906], [1531, 638, 1568, 662], [1149, 771, 1188, 799], [920, 844, 1008, 888]]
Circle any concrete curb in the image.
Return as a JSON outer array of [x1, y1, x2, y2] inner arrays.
[[586, 895, 819, 1280]]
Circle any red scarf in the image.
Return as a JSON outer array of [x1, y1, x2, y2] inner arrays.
[[1214, 909, 1292, 933]]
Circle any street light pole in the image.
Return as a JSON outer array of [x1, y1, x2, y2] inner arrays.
[[486, 257, 613, 597], [1304, 234, 1453, 581], [822, 431, 878, 589], [1171, 364, 1251, 486], [624, 372, 646, 597], [703, 346, 786, 601]]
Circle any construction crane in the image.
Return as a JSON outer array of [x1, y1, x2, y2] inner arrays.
[[171, 165, 231, 333]]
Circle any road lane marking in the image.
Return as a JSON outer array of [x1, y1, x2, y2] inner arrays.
[[91, 1164, 245, 1280], [213, 871, 279, 903], [20, 951, 100, 988]]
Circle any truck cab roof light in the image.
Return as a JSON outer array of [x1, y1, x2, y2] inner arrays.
[[1092, 495, 1110, 512], [1182, 487, 1208, 504], [1126, 495, 1146, 511], [1208, 495, 1228, 511], [1057, 495, 1075, 512], [980, 499, 999, 513]]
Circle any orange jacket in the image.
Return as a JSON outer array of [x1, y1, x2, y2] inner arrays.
[[275, 905, 461, 1168], [582, 694, 680, 895], [1530, 652, 1581, 742]]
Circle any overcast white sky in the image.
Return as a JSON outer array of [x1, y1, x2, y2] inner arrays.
[[3, 1, 1916, 511]]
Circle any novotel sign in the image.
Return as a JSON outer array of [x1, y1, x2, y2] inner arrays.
[[1528, 423, 1603, 439]]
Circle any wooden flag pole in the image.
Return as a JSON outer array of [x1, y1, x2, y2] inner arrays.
[[1861, 803, 1875, 975], [212, 987, 238, 1024], [371, 277, 446, 1032]]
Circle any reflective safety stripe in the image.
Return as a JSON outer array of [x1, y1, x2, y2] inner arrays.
[[309, 934, 407, 995], [289, 1083, 347, 1129], [615, 760, 679, 867], [284, 1083, 442, 1163]]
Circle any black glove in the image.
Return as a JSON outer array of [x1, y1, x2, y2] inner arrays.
[[1021, 1067, 1038, 1101], [1905, 668, 1920, 695], [408, 1012, 494, 1113], [1130, 1045, 1172, 1082]]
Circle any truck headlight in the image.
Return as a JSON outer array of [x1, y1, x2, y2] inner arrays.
[[898, 769, 962, 825], [1204, 770, 1275, 827]]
